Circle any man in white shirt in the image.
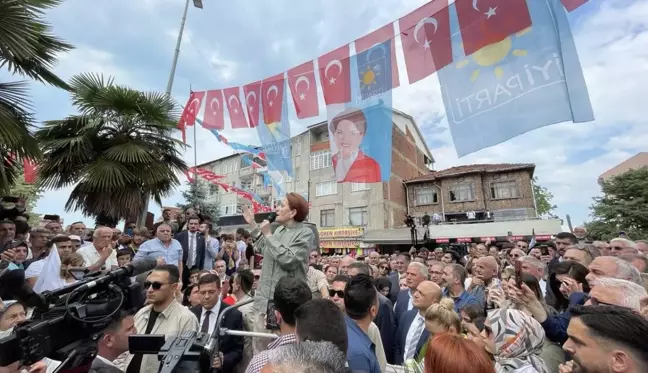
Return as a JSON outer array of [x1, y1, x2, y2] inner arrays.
[[25, 236, 74, 287], [78, 227, 118, 271], [90, 312, 136, 373]]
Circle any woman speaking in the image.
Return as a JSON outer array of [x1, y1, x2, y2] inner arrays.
[[242, 192, 313, 352]]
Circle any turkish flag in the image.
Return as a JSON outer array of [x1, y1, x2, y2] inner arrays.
[[318, 45, 351, 105], [178, 91, 204, 142], [561, 0, 588, 11], [288, 61, 319, 119], [399, 1, 452, 84], [243, 81, 262, 128], [202, 90, 224, 130], [455, 0, 531, 56], [223, 87, 248, 129], [23, 158, 37, 184], [355, 23, 400, 88], [261, 73, 285, 124]]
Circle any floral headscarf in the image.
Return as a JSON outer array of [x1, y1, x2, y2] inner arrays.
[[486, 308, 550, 373]]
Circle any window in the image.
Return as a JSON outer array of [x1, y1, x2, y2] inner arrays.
[[349, 207, 368, 226], [320, 209, 335, 227], [220, 204, 237, 216], [316, 181, 337, 196], [449, 182, 474, 202], [491, 181, 519, 199], [310, 150, 331, 170], [241, 181, 252, 191], [351, 182, 370, 192], [292, 142, 302, 157], [209, 184, 219, 195], [414, 188, 438, 205]]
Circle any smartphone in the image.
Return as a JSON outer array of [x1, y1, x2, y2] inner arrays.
[[540, 246, 549, 256], [265, 300, 280, 330], [514, 260, 523, 288]]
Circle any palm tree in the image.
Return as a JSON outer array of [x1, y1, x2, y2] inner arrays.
[[36, 73, 188, 222], [0, 0, 73, 193]]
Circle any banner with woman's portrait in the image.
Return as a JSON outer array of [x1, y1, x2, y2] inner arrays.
[[326, 40, 394, 183]]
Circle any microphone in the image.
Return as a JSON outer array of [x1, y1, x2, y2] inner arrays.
[[266, 212, 277, 224], [63, 257, 157, 294]]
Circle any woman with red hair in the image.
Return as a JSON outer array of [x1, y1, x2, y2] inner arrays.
[[424, 334, 495, 373], [242, 192, 314, 352]]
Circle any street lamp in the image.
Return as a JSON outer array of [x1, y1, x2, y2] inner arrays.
[[139, 0, 203, 227]]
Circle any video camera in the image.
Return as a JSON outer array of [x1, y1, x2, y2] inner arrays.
[[0, 258, 156, 371]]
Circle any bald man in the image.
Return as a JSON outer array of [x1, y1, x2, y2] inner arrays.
[[467, 256, 500, 308], [78, 226, 119, 271], [394, 281, 441, 364]]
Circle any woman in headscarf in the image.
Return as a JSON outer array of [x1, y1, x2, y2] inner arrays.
[[482, 308, 550, 373]]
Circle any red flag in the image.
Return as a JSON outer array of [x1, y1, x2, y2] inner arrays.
[[202, 90, 224, 130], [261, 73, 285, 124], [288, 61, 319, 119], [561, 0, 588, 11], [399, 1, 452, 84], [243, 81, 262, 128], [318, 45, 351, 105], [354, 23, 400, 88], [455, 0, 532, 56], [223, 87, 248, 129], [178, 91, 205, 142], [23, 158, 37, 184]]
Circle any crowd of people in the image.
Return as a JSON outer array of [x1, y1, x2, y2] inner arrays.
[[1, 192, 648, 373]]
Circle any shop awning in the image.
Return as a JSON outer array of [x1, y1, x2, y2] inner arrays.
[[426, 219, 563, 240]]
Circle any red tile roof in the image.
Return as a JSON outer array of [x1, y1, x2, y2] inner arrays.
[[404, 163, 535, 183]]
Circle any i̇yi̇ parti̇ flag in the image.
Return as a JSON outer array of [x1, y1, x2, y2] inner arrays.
[[354, 23, 400, 88]]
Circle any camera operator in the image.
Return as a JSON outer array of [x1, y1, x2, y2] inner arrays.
[[89, 311, 137, 373], [125, 265, 199, 373]]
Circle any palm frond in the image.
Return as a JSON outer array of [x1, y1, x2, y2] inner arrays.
[[0, 81, 41, 159]]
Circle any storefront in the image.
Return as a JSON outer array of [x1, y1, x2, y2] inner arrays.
[[318, 227, 374, 256]]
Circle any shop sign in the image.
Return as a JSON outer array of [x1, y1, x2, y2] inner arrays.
[[510, 235, 524, 241], [318, 227, 364, 239], [456, 237, 472, 243], [320, 240, 363, 249], [535, 235, 552, 240], [480, 237, 496, 242], [435, 238, 450, 243]]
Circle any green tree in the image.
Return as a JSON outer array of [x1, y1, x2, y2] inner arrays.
[[36, 73, 188, 222], [7, 167, 43, 226], [0, 0, 73, 193], [532, 177, 557, 217], [176, 180, 220, 220], [584, 167, 648, 240]]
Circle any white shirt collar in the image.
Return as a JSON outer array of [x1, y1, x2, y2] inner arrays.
[[95, 355, 117, 368]]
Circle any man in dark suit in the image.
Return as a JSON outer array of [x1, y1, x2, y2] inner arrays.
[[190, 273, 244, 373], [394, 262, 428, 323], [393, 281, 441, 365], [175, 215, 206, 286], [89, 311, 136, 373]]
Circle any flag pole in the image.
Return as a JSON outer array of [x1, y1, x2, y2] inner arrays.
[[138, 0, 196, 228]]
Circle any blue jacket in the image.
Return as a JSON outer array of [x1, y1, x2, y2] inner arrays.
[[393, 309, 429, 365], [540, 292, 587, 344], [393, 289, 411, 324], [375, 293, 396, 364]]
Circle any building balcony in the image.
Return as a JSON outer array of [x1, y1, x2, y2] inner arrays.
[[239, 166, 256, 178]]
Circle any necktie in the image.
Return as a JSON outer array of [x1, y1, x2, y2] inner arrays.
[[405, 316, 424, 361], [201, 310, 211, 333], [188, 233, 196, 268]]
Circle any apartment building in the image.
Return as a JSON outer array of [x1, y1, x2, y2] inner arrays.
[[198, 109, 434, 252], [598, 152, 648, 184]]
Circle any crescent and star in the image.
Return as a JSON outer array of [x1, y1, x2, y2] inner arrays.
[[228, 95, 240, 114], [414, 17, 438, 49], [190, 98, 200, 114], [246, 91, 257, 111], [294, 75, 310, 101], [324, 59, 343, 85], [266, 85, 279, 106], [210, 97, 220, 112]]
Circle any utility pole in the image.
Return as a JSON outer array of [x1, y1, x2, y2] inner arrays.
[[138, 0, 203, 227]]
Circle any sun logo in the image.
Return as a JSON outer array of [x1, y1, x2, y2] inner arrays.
[[360, 64, 380, 90], [456, 27, 532, 82], [267, 122, 280, 140]]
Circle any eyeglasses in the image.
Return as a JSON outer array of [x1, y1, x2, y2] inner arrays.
[[144, 281, 171, 290], [329, 289, 344, 298]]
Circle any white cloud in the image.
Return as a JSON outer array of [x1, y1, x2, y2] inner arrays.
[[31, 0, 648, 228]]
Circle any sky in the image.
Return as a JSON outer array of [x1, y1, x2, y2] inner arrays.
[[18, 0, 648, 227]]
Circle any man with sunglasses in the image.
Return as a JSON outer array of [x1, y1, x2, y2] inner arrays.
[[126, 265, 199, 373]]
